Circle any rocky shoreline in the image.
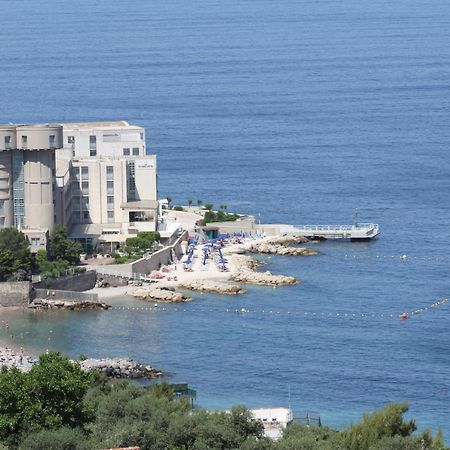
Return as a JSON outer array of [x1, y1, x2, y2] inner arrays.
[[246, 241, 318, 256], [133, 287, 191, 303], [28, 299, 111, 310], [230, 254, 298, 286], [178, 279, 245, 295], [0, 346, 37, 372], [0, 346, 162, 379], [77, 357, 163, 379]]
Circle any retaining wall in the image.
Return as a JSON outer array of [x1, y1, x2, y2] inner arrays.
[[33, 270, 97, 292], [95, 231, 188, 279], [34, 288, 98, 303], [0, 281, 33, 307]]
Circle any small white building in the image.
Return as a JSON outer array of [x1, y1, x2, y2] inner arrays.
[[250, 407, 293, 440]]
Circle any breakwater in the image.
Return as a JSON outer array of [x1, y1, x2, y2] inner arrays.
[[77, 357, 163, 379], [134, 287, 191, 303]]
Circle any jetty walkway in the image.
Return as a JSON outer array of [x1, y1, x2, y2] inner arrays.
[[280, 223, 379, 240]]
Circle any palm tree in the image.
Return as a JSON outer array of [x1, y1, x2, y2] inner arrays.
[[197, 199, 203, 207], [188, 199, 193, 208], [166, 197, 172, 208]]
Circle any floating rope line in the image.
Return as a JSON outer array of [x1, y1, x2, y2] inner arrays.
[[344, 254, 449, 262], [109, 298, 449, 320]]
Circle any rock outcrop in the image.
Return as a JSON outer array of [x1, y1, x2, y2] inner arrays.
[[230, 254, 298, 286], [179, 280, 245, 295], [28, 299, 111, 310], [77, 357, 162, 379], [246, 242, 318, 256], [263, 236, 310, 245], [133, 287, 191, 303]]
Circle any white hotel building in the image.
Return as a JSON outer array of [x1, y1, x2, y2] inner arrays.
[[0, 121, 159, 253], [55, 121, 158, 251]]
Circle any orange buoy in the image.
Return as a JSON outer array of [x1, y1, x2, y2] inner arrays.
[[400, 312, 409, 320]]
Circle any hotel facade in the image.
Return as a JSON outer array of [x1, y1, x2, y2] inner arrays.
[[1, 121, 158, 252]]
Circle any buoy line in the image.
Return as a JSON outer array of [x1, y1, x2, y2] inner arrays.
[[109, 298, 449, 320], [344, 254, 449, 262]]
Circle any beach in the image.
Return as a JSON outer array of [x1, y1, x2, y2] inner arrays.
[[90, 235, 314, 300]]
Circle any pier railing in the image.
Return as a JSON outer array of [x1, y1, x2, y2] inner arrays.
[[294, 223, 378, 231]]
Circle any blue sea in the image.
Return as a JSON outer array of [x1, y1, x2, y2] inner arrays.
[[1, 0, 450, 438]]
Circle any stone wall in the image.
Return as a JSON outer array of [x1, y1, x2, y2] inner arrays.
[[96, 274, 129, 287], [33, 270, 97, 292], [34, 288, 98, 303], [0, 281, 32, 307]]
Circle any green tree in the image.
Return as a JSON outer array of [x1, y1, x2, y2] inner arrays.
[[166, 197, 172, 208], [47, 225, 83, 265], [341, 402, 417, 450], [197, 199, 203, 207], [124, 232, 160, 254], [188, 199, 193, 208], [35, 249, 70, 278], [204, 203, 213, 211], [0, 228, 31, 281], [18, 427, 89, 450], [0, 352, 93, 447]]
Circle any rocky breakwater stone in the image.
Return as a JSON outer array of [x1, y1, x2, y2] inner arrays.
[[264, 236, 310, 245], [179, 279, 245, 295], [133, 287, 191, 303], [28, 299, 111, 310], [78, 357, 162, 379], [230, 254, 298, 286], [248, 242, 318, 256], [231, 268, 297, 286]]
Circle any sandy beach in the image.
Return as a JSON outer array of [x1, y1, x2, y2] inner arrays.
[[89, 235, 314, 300]]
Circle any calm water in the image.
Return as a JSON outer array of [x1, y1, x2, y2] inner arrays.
[[1, 0, 450, 437]]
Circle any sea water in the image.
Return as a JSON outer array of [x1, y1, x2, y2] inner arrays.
[[1, 0, 450, 437]]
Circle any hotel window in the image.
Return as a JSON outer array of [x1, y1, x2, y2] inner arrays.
[[0, 200, 4, 212], [140, 132, 144, 140], [81, 181, 89, 195], [49, 135, 55, 148], [81, 197, 89, 209], [68, 136, 75, 144], [107, 211, 114, 223], [123, 148, 130, 156], [107, 195, 114, 209], [73, 196, 81, 209], [4, 135, 11, 149], [107, 180, 114, 194], [127, 161, 136, 200], [0, 217, 5, 227], [89, 135, 97, 156], [83, 211, 90, 221], [21, 136, 27, 149], [31, 237, 40, 246], [81, 166, 89, 180], [132, 147, 139, 156], [106, 166, 114, 181]]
